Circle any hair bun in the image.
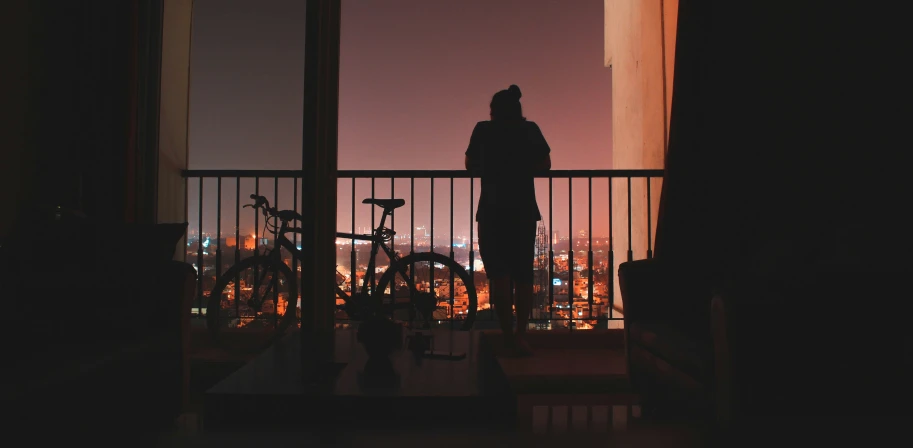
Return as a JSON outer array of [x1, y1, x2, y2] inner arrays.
[[507, 84, 522, 100]]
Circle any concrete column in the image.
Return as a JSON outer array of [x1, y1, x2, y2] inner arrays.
[[301, 0, 341, 381], [157, 0, 194, 256], [604, 0, 677, 312]]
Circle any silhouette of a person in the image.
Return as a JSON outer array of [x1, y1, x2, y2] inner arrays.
[[465, 85, 551, 356]]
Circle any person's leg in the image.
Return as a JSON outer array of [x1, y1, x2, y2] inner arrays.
[[512, 280, 534, 356], [514, 281, 533, 335], [515, 220, 538, 335], [478, 219, 514, 340], [489, 275, 513, 336], [510, 221, 538, 356]]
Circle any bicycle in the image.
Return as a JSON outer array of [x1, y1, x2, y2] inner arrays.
[[206, 194, 478, 340]]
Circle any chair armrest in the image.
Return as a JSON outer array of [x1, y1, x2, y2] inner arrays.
[[153, 260, 197, 325], [150, 259, 196, 411], [619, 258, 711, 322], [618, 259, 669, 322]]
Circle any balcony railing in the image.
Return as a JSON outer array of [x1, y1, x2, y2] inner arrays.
[[182, 169, 663, 330]]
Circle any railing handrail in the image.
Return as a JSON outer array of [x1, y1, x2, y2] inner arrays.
[[182, 169, 664, 179]]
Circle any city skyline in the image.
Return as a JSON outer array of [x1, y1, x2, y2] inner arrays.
[[192, 223, 621, 331]]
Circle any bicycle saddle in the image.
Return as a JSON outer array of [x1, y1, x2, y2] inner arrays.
[[362, 198, 405, 209]]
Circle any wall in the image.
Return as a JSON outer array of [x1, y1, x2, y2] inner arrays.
[[604, 0, 677, 309], [157, 0, 194, 256]]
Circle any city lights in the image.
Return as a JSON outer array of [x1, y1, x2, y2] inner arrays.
[[191, 224, 618, 329]]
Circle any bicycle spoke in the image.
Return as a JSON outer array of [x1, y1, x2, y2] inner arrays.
[[207, 255, 298, 339], [373, 252, 477, 330]]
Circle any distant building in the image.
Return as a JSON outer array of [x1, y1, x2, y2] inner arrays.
[[224, 235, 257, 250]]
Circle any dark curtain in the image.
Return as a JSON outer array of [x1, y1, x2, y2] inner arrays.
[[26, 0, 162, 224], [651, 0, 910, 417], [131, 0, 164, 224], [654, 0, 905, 274], [653, 0, 708, 262]]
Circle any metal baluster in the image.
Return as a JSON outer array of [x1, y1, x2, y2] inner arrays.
[[410, 178, 415, 256], [627, 177, 633, 262], [410, 177, 415, 323], [548, 177, 554, 325], [568, 177, 573, 330], [469, 178, 475, 320], [183, 176, 189, 264], [293, 176, 299, 325], [254, 178, 260, 327], [646, 177, 653, 259], [255, 178, 260, 254], [235, 178, 241, 325], [390, 177, 395, 254], [273, 177, 279, 252], [197, 177, 203, 317], [450, 177, 456, 328], [608, 177, 614, 320], [588, 177, 594, 323], [216, 177, 222, 282], [430, 177, 435, 329], [390, 177, 395, 320], [371, 177, 376, 294], [273, 177, 280, 328], [350, 178, 356, 296]]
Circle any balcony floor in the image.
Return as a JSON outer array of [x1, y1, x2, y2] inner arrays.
[[173, 327, 907, 446], [202, 328, 493, 431], [172, 327, 710, 446]]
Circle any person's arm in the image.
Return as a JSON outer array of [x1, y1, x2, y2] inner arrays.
[[532, 154, 551, 171], [529, 122, 552, 172], [465, 122, 485, 171]]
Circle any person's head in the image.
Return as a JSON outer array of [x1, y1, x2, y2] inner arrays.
[[490, 84, 525, 121]]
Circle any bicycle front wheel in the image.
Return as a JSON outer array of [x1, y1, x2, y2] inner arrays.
[[206, 255, 299, 340], [375, 252, 477, 330]]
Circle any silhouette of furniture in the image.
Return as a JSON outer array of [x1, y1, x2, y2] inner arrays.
[[619, 258, 714, 418], [2, 212, 194, 432]]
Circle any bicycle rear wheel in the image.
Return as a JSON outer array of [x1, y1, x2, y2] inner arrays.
[[374, 252, 477, 330], [206, 255, 299, 341]]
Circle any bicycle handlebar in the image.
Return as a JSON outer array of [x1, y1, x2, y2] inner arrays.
[[248, 194, 269, 209], [244, 194, 271, 215], [244, 194, 301, 224]]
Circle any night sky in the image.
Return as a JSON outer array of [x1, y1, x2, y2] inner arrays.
[[187, 0, 614, 242]]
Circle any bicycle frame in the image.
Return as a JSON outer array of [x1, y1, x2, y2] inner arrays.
[[265, 206, 412, 301]]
